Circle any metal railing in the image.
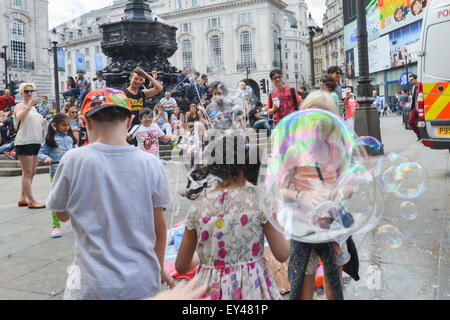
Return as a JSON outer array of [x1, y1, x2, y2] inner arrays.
[[7, 60, 35, 70], [237, 61, 256, 71]]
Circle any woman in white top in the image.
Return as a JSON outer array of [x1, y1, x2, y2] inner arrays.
[[14, 83, 46, 209]]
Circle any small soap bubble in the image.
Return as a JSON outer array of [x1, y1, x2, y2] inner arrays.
[[400, 201, 417, 220], [377, 225, 403, 248]]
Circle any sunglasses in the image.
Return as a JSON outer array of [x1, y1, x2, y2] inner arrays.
[[24, 90, 36, 94], [272, 76, 282, 80], [71, 111, 78, 114]]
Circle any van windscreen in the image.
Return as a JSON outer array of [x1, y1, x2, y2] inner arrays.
[[425, 21, 450, 81]]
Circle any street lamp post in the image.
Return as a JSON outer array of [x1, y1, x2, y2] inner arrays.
[[353, 0, 383, 147], [295, 72, 299, 91], [277, 37, 283, 70], [52, 41, 61, 113], [307, 13, 322, 89], [1, 46, 8, 90]]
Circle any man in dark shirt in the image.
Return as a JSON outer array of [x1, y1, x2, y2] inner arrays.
[[249, 102, 271, 136], [124, 67, 164, 127], [177, 68, 190, 96], [299, 85, 309, 100]]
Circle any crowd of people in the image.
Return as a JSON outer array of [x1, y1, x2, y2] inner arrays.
[[0, 63, 423, 301]]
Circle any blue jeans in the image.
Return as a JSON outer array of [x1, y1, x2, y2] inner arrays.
[[79, 90, 88, 107], [253, 119, 272, 136], [0, 141, 14, 153], [184, 84, 204, 99], [63, 88, 80, 101]]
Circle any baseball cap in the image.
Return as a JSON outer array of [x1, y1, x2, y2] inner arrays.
[[81, 87, 131, 117]]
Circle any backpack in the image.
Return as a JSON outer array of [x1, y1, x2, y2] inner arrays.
[[269, 87, 299, 110]]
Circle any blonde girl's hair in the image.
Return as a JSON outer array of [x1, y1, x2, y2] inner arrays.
[[68, 106, 79, 121], [299, 90, 339, 115], [19, 83, 36, 95]]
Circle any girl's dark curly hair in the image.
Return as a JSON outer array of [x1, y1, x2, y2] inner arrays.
[[45, 113, 77, 148], [183, 133, 262, 200]]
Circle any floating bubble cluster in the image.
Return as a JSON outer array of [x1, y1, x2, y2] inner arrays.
[[258, 109, 383, 243]]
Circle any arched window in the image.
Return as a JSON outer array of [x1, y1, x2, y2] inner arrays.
[[210, 35, 222, 69], [182, 39, 193, 71], [240, 30, 252, 68], [273, 31, 279, 67], [10, 19, 26, 69]]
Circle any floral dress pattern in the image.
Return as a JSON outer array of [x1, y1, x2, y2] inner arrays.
[[185, 186, 282, 300]]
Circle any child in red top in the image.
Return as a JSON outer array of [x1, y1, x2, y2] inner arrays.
[[345, 93, 359, 133]]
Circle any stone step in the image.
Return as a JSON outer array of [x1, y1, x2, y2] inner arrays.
[[0, 159, 47, 168], [0, 166, 49, 177]]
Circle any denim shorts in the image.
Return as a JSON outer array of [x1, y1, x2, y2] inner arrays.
[[15, 144, 41, 156]]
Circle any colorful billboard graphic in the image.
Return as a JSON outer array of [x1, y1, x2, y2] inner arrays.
[[344, 5, 381, 50], [389, 20, 422, 68], [352, 35, 392, 77], [378, 0, 427, 35], [345, 49, 356, 79]]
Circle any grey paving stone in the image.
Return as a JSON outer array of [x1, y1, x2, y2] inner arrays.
[[2, 255, 73, 295], [0, 256, 53, 285], [0, 287, 50, 300]]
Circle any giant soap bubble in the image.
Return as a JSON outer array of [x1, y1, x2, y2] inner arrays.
[[257, 109, 383, 243]]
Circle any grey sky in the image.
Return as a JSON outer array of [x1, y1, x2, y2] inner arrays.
[[305, 0, 327, 26]]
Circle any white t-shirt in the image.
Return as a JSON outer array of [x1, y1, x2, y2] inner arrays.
[[131, 123, 165, 158], [159, 97, 177, 108], [46, 142, 172, 300]]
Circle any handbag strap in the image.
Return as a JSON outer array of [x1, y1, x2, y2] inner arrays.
[[315, 162, 325, 185]]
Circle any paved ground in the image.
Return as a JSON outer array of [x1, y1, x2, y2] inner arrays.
[[0, 115, 448, 300]]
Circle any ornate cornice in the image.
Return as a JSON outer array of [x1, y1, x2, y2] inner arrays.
[[3, 9, 32, 23], [159, 0, 287, 20]]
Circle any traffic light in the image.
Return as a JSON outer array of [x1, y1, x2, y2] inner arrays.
[[9, 81, 19, 97], [259, 79, 267, 94]]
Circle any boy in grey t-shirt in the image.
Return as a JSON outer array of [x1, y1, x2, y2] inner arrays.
[[46, 87, 175, 299]]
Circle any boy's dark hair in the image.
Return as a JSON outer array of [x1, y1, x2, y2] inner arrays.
[[139, 107, 153, 119], [300, 85, 307, 91], [183, 134, 262, 200], [255, 101, 263, 108], [131, 67, 146, 78], [327, 66, 342, 75], [88, 106, 131, 123], [270, 69, 283, 80], [46, 113, 77, 147], [320, 75, 337, 92], [409, 74, 417, 80]]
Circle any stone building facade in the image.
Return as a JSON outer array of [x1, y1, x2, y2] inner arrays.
[[0, 0, 51, 100], [309, 0, 345, 90], [51, 0, 313, 103]]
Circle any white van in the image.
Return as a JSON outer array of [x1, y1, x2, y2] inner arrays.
[[417, 0, 450, 151]]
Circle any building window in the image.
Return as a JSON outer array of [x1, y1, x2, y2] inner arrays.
[[86, 60, 90, 71], [182, 39, 193, 71], [181, 23, 191, 32], [175, 0, 181, 9], [192, 0, 199, 6], [12, 0, 23, 9], [95, 46, 100, 54], [10, 19, 26, 69], [85, 47, 90, 55], [238, 13, 250, 24], [208, 18, 221, 28], [210, 35, 222, 69], [240, 30, 252, 67]]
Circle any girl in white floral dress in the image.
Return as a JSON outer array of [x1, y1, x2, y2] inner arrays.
[[175, 134, 289, 300]]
